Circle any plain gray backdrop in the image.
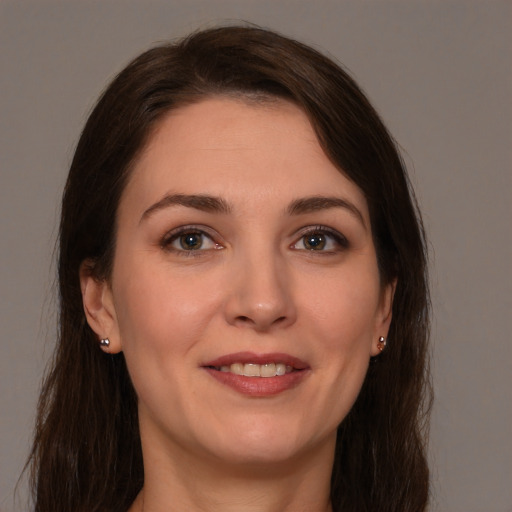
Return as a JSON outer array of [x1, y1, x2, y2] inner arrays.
[[1, 1, 511, 511]]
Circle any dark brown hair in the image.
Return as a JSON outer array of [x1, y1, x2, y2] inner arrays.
[[28, 25, 431, 512]]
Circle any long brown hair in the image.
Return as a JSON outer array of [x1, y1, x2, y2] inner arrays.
[[28, 25, 431, 512]]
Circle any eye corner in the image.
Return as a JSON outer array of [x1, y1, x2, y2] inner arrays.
[[291, 225, 349, 253], [159, 225, 223, 255]]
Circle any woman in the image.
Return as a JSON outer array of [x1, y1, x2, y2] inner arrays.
[[28, 26, 431, 512]]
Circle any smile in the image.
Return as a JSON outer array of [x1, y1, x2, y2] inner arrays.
[[202, 352, 309, 396], [212, 362, 294, 377]]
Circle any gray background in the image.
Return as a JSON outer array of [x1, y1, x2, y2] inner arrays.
[[1, 1, 510, 511]]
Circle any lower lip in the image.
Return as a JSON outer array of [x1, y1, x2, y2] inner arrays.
[[204, 368, 309, 396]]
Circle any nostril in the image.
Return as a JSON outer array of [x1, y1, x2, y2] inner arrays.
[[235, 315, 286, 326]]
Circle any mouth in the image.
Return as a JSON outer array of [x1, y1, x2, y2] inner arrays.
[[202, 352, 310, 396], [209, 362, 295, 378], [203, 351, 309, 375]]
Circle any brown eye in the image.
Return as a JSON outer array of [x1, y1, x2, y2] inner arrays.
[[292, 226, 348, 252], [303, 233, 326, 250], [179, 232, 204, 250], [162, 227, 220, 253]]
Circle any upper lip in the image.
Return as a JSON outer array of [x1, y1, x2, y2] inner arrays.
[[202, 351, 309, 370]]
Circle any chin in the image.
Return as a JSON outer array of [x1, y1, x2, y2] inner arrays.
[[200, 418, 332, 468]]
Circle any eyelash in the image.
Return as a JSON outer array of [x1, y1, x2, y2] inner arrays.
[[292, 225, 349, 253], [160, 224, 349, 255], [160, 225, 221, 255]]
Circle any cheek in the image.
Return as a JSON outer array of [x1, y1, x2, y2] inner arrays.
[[299, 263, 381, 415], [111, 253, 227, 373], [115, 270, 219, 348], [305, 265, 382, 348], [111, 263, 225, 427]]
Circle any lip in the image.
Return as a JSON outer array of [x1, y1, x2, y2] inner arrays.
[[203, 351, 309, 369], [202, 351, 310, 397]]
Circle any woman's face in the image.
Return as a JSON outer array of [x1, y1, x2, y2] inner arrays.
[[84, 97, 394, 468]]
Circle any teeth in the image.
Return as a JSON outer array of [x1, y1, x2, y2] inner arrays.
[[276, 364, 287, 376], [216, 362, 293, 377], [260, 363, 276, 377], [230, 363, 244, 375], [243, 363, 260, 377]]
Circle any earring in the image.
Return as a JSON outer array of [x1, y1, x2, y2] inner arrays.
[[377, 336, 387, 352], [99, 338, 110, 348]]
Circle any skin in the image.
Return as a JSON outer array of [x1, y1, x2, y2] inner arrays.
[[81, 97, 394, 512]]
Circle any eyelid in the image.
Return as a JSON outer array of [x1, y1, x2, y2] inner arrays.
[[159, 224, 348, 254], [160, 224, 223, 252], [291, 225, 349, 251]]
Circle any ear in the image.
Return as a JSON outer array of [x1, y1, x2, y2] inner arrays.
[[79, 261, 122, 353], [370, 278, 397, 357]]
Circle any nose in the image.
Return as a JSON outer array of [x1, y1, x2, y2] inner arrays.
[[224, 249, 297, 332]]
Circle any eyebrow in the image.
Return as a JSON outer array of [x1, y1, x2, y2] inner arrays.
[[287, 196, 366, 228], [140, 193, 231, 223], [140, 193, 365, 228]]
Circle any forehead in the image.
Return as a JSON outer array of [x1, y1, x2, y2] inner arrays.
[[120, 97, 368, 218]]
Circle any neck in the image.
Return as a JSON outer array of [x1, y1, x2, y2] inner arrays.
[[130, 430, 335, 512]]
